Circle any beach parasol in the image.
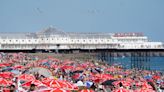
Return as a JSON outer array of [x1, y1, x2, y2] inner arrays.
[[11, 70, 20, 75], [153, 75, 161, 80], [0, 72, 13, 79], [43, 79, 78, 90], [61, 65, 74, 70], [113, 87, 130, 92], [94, 73, 113, 80], [12, 65, 25, 70], [22, 80, 43, 87], [0, 63, 11, 67], [50, 80, 76, 89], [0, 78, 10, 86], [113, 80, 131, 87], [50, 88, 71, 92], [80, 89, 95, 92], [18, 74, 35, 81], [72, 73, 80, 80], [134, 88, 155, 92], [29, 67, 53, 77]]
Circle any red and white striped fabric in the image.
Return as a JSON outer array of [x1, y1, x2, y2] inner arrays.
[[0, 72, 14, 79], [13, 65, 25, 69], [134, 88, 155, 92], [18, 74, 35, 81], [51, 80, 78, 90], [50, 88, 71, 92], [80, 89, 94, 92], [113, 88, 130, 92], [0, 78, 11, 86], [21, 80, 44, 87], [113, 80, 131, 87], [43, 79, 78, 90]]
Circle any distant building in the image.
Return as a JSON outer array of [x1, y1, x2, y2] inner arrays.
[[0, 27, 163, 52]]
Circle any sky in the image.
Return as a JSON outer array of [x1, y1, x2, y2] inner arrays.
[[0, 0, 164, 42]]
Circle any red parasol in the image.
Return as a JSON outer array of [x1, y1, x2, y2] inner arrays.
[[50, 80, 70, 88], [0, 72, 13, 79], [95, 73, 113, 80], [141, 82, 153, 89], [80, 89, 95, 92], [13, 65, 25, 69], [18, 74, 35, 81], [113, 87, 130, 92], [113, 80, 131, 87], [91, 73, 114, 83], [0, 63, 11, 67], [43, 79, 78, 90], [153, 75, 161, 80], [50, 88, 71, 92], [0, 78, 10, 86], [134, 88, 155, 92], [42, 78, 53, 86], [61, 65, 74, 70], [72, 74, 80, 80], [74, 66, 84, 71], [22, 80, 43, 87]]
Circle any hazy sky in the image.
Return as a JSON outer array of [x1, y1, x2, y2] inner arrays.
[[0, 0, 164, 42]]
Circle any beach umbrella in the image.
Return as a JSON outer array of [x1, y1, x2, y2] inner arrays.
[[141, 82, 152, 88], [153, 75, 160, 80], [113, 80, 131, 87], [50, 88, 71, 92], [50, 80, 69, 88], [61, 65, 74, 70], [29, 67, 53, 77], [2, 88, 10, 92], [64, 81, 78, 90], [90, 73, 113, 83], [2, 67, 13, 71], [0, 78, 10, 86], [33, 87, 52, 92], [80, 89, 95, 92], [42, 78, 54, 87], [72, 74, 80, 79], [22, 80, 43, 87], [134, 88, 155, 92], [125, 78, 133, 82], [0, 63, 11, 67], [106, 67, 117, 72], [12, 65, 25, 69], [42, 78, 53, 83], [74, 66, 84, 71], [63, 60, 74, 65], [113, 87, 130, 92], [43, 79, 78, 90], [50, 64, 59, 69], [11, 70, 20, 75], [45, 79, 67, 88], [95, 73, 113, 80], [18, 74, 35, 81], [0, 72, 13, 79]]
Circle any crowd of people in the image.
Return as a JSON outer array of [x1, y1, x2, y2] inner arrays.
[[0, 52, 164, 92]]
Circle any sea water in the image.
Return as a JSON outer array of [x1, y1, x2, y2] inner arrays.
[[106, 56, 164, 72]]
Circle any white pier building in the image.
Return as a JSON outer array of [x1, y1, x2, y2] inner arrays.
[[0, 27, 163, 51]]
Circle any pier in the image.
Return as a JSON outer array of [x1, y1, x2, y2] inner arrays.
[[97, 49, 164, 70]]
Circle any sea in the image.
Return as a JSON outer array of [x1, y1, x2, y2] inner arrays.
[[105, 56, 164, 72]]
